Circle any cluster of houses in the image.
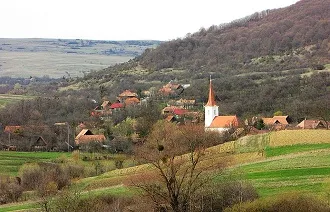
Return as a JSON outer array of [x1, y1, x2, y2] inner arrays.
[[91, 90, 140, 118], [1, 79, 329, 152]]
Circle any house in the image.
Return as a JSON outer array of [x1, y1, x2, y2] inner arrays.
[[124, 97, 140, 106], [204, 78, 239, 133], [75, 135, 106, 145], [118, 90, 138, 102], [162, 106, 179, 115], [262, 115, 290, 130], [110, 102, 125, 110], [173, 108, 188, 116], [159, 81, 184, 96], [75, 129, 106, 145], [30, 136, 48, 151], [297, 119, 329, 129]]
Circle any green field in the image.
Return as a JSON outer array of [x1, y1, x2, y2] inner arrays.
[[1, 130, 330, 211], [0, 151, 71, 176]]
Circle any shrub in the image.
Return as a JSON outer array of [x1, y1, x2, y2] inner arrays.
[[194, 181, 258, 212], [19, 162, 70, 193], [0, 176, 23, 204]]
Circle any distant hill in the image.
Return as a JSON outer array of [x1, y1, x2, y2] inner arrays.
[[0, 38, 161, 78]]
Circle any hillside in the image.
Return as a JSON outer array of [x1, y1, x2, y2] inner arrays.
[[70, 0, 330, 121], [2, 130, 330, 211], [0, 38, 161, 78], [139, 0, 330, 72]]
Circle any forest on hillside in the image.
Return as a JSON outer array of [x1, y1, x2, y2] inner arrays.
[[138, 0, 330, 72]]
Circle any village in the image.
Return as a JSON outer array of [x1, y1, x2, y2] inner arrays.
[[0, 79, 328, 153]]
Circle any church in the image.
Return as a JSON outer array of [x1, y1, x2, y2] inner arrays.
[[204, 78, 239, 133]]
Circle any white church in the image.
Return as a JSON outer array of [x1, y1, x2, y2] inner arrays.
[[204, 78, 239, 133]]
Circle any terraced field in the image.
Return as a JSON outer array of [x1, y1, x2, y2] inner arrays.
[[0, 151, 71, 176]]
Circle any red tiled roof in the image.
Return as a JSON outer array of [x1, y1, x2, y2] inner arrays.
[[209, 116, 239, 128], [159, 87, 174, 95], [162, 106, 178, 114], [110, 102, 124, 109], [205, 79, 217, 106], [297, 120, 329, 129], [273, 116, 289, 125], [173, 108, 188, 115], [262, 118, 275, 125], [262, 116, 289, 125], [125, 97, 140, 105], [118, 90, 138, 98], [75, 135, 106, 145], [75, 129, 93, 140]]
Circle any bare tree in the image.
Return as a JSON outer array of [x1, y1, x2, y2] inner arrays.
[[135, 121, 227, 212]]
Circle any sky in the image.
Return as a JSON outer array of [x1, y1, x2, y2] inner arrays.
[[0, 0, 300, 41]]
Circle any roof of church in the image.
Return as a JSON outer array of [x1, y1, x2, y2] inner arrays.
[[205, 79, 217, 106], [209, 116, 239, 128]]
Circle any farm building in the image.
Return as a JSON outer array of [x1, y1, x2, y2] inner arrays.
[[297, 119, 329, 129]]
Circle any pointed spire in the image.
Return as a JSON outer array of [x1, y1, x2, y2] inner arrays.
[[205, 76, 217, 106]]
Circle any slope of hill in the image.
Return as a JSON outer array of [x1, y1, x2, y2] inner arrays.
[[2, 130, 330, 211], [139, 0, 330, 72], [0, 38, 161, 78], [72, 0, 330, 121]]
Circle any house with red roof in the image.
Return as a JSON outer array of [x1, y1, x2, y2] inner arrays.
[[262, 115, 290, 130], [110, 102, 125, 110], [75, 129, 106, 146], [159, 81, 184, 96], [297, 119, 329, 129]]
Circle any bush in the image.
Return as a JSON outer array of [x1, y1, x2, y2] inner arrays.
[[194, 181, 258, 212], [0, 176, 23, 204], [19, 162, 70, 193]]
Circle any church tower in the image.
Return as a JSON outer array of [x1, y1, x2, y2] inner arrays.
[[204, 78, 219, 128]]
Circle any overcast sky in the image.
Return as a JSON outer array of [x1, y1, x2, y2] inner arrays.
[[0, 0, 300, 41]]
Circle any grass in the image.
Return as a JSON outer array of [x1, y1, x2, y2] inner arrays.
[[2, 130, 330, 210], [0, 151, 71, 176], [265, 143, 330, 157], [269, 130, 330, 146], [0, 202, 39, 212]]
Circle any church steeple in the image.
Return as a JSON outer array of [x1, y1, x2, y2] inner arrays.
[[205, 77, 217, 106], [204, 77, 219, 128]]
